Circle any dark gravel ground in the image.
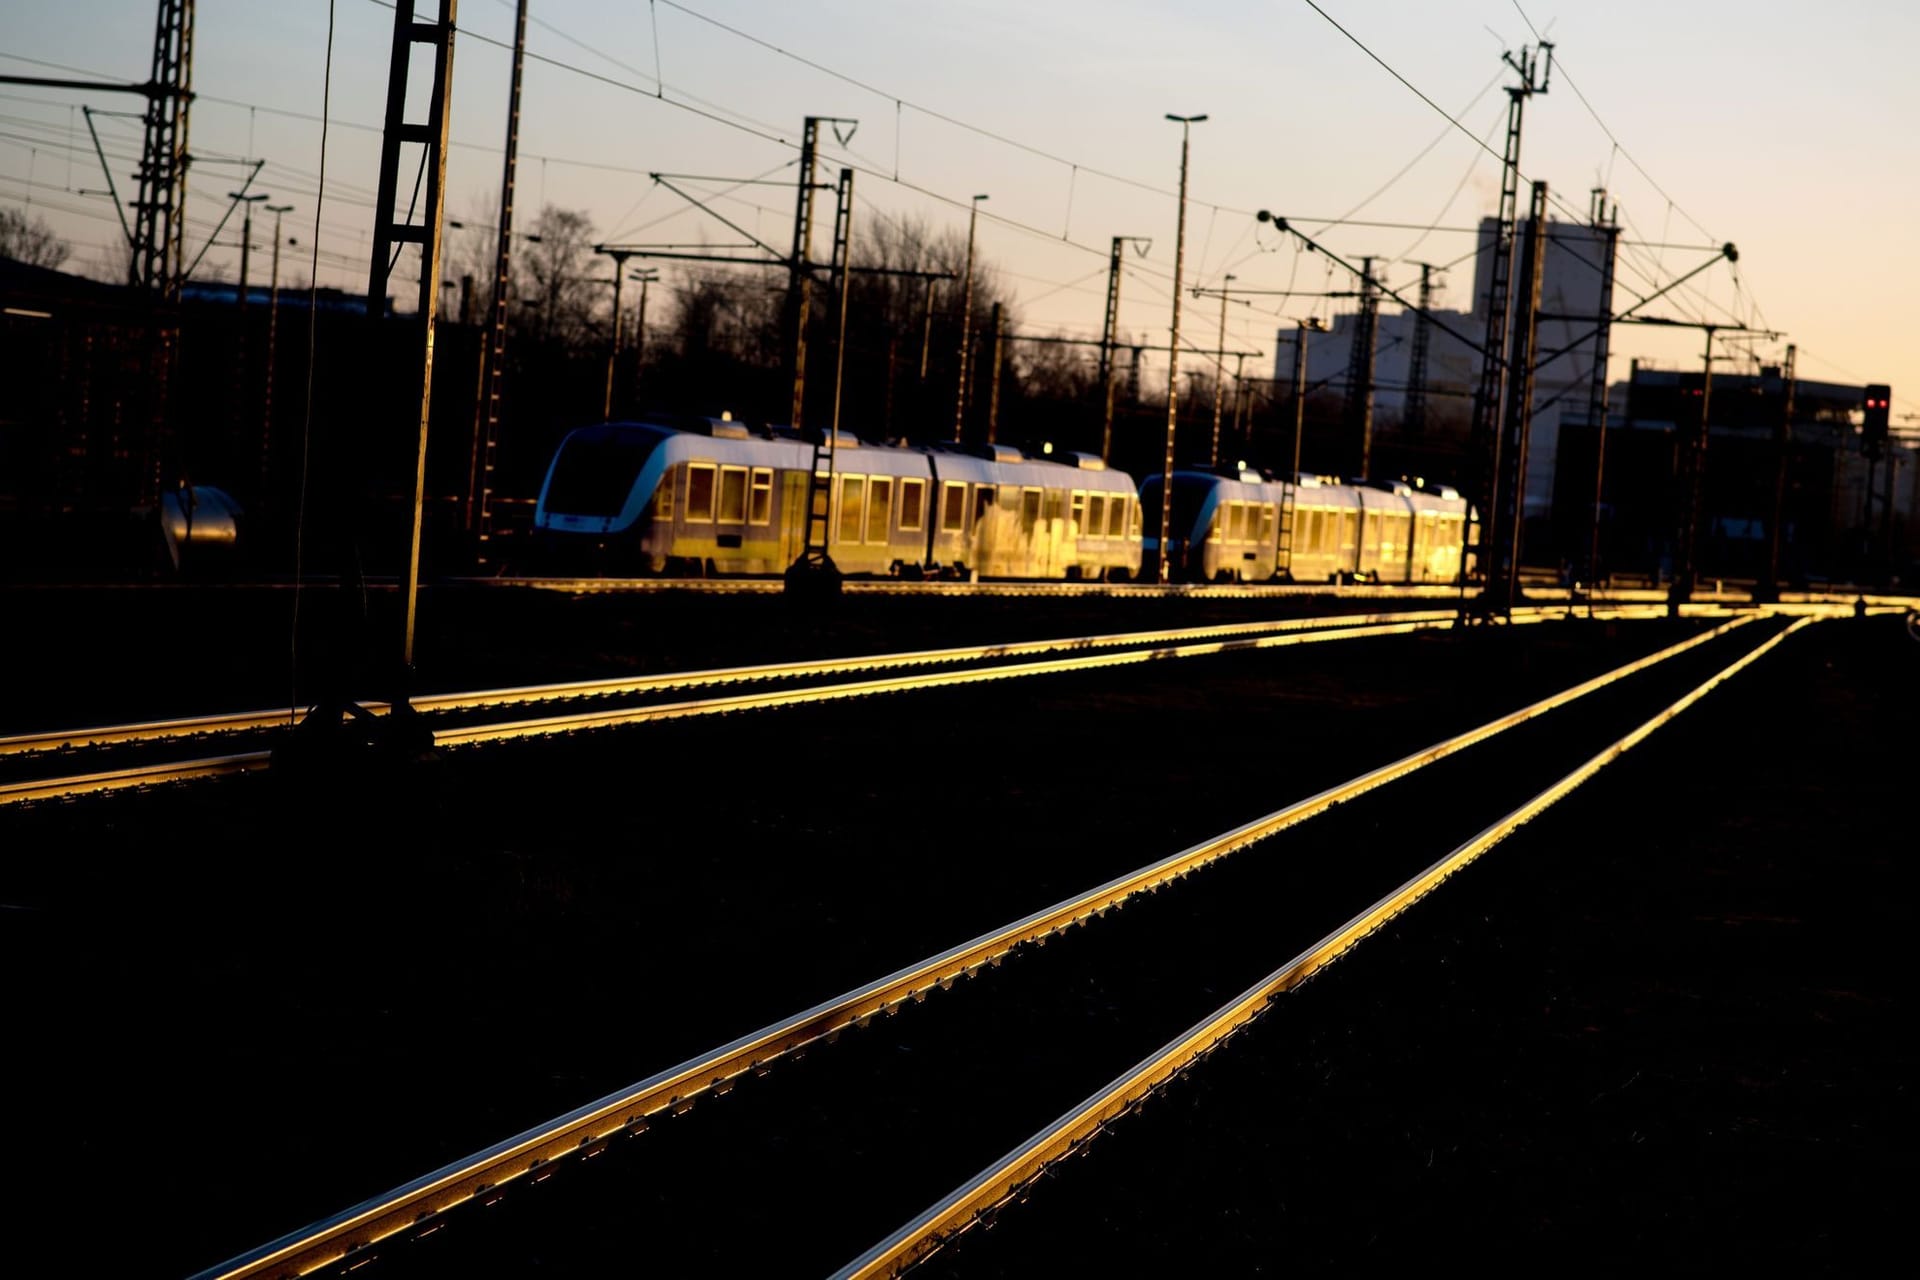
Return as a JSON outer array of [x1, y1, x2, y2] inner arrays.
[[377, 620, 1784, 1277], [917, 614, 1917, 1276], [0, 592, 1707, 1278]]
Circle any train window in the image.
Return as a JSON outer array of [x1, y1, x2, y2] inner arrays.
[[1227, 502, 1247, 543], [718, 465, 748, 523], [899, 478, 926, 532], [1106, 494, 1127, 538], [941, 482, 967, 533], [1129, 499, 1141, 539], [973, 485, 996, 528], [868, 477, 893, 543], [838, 476, 866, 544], [1069, 491, 1086, 536], [1086, 493, 1107, 539], [1340, 511, 1358, 552], [686, 463, 716, 522], [749, 468, 773, 525], [1257, 504, 1275, 544], [1045, 489, 1065, 523], [653, 466, 674, 520], [1364, 512, 1381, 555], [1306, 509, 1324, 552], [1020, 487, 1042, 534]]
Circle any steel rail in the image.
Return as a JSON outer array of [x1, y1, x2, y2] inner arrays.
[[837, 615, 1823, 1278], [1, 612, 1491, 806], [0, 608, 1474, 757], [190, 608, 1751, 1280]]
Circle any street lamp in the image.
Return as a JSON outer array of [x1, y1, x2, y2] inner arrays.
[[1159, 113, 1206, 583], [954, 193, 989, 440]]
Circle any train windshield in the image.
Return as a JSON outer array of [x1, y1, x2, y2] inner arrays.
[[543, 425, 672, 517], [1137, 475, 1216, 541]]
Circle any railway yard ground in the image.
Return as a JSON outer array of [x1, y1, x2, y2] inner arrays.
[[0, 583, 1912, 1276]]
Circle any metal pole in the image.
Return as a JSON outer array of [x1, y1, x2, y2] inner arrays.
[[1762, 344, 1797, 598], [1585, 212, 1618, 599], [1159, 113, 1206, 582], [600, 248, 629, 420], [789, 117, 821, 434], [259, 202, 291, 507], [955, 193, 988, 439], [233, 194, 264, 309], [468, 0, 527, 552], [1211, 274, 1233, 466], [987, 300, 1004, 443], [1671, 326, 1715, 607], [1291, 321, 1310, 481], [918, 275, 936, 383]]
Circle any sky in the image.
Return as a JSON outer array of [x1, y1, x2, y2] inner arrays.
[[5, 0, 1916, 423]]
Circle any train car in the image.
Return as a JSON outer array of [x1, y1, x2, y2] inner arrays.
[[1142, 467, 1471, 584], [531, 417, 1144, 581]]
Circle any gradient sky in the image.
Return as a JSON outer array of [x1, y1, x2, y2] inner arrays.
[[5, 1, 1915, 422]]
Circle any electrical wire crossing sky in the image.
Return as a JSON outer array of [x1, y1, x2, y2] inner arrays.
[[3, 0, 1915, 420]]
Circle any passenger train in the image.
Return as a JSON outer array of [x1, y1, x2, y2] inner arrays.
[[530, 415, 1471, 584]]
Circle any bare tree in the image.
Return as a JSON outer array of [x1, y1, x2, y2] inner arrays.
[[0, 207, 72, 269], [515, 205, 601, 347]]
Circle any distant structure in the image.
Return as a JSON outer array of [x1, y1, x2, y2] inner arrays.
[[1275, 216, 1613, 516]]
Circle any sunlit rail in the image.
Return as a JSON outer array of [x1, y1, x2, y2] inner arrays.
[[2, 604, 1666, 806], [189, 609, 1765, 1280], [835, 613, 1823, 1277], [0, 607, 1467, 757]]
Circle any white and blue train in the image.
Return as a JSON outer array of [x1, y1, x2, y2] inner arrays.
[[532, 416, 1143, 580], [531, 416, 1471, 584], [1140, 467, 1469, 584]]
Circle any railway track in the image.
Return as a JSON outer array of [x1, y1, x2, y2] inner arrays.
[[190, 608, 1829, 1280], [1, 602, 1692, 807]]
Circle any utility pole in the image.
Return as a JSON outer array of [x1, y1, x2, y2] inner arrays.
[[1290, 320, 1316, 482], [918, 274, 936, 380], [468, 0, 527, 559], [280, 0, 454, 753], [1672, 326, 1719, 607], [955, 192, 989, 439], [827, 168, 855, 443], [259, 201, 292, 508], [1761, 343, 1798, 600], [1343, 256, 1379, 480], [131, 0, 194, 301], [1210, 274, 1235, 466], [1583, 191, 1619, 596], [1405, 263, 1434, 435], [1469, 41, 1552, 594], [230, 191, 266, 308], [987, 300, 1005, 443], [1231, 351, 1248, 447], [596, 245, 636, 420], [1159, 112, 1207, 582], [1099, 236, 1148, 463], [630, 267, 656, 408], [1487, 182, 1549, 611], [788, 117, 822, 433]]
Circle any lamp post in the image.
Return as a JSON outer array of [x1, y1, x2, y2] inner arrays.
[[954, 193, 988, 440], [1159, 113, 1206, 583]]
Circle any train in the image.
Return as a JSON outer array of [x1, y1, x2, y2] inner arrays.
[[529, 414, 1472, 584]]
